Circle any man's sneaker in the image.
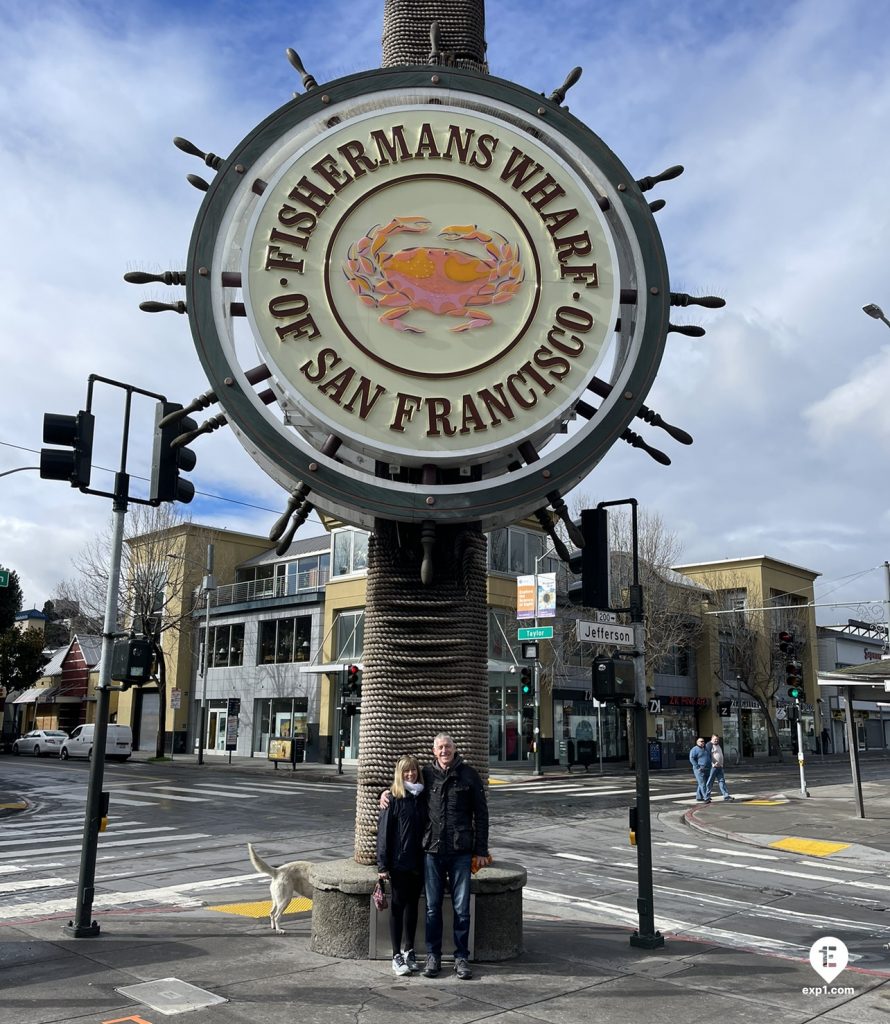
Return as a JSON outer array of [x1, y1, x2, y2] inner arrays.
[[404, 949, 419, 973], [454, 957, 473, 980], [392, 953, 410, 976], [724, 796, 735, 801], [421, 953, 441, 978]]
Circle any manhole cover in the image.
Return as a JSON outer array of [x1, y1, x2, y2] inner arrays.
[[115, 978, 227, 1015]]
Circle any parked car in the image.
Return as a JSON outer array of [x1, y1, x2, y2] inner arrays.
[[60, 724, 133, 761], [12, 729, 69, 757]]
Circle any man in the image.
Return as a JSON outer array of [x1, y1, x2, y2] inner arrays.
[[688, 737, 710, 803], [380, 733, 491, 980], [705, 734, 735, 801]]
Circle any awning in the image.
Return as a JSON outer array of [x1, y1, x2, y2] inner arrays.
[[297, 662, 364, 675], [13, 685, 60, 704]]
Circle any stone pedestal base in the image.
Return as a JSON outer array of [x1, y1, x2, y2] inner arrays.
[[309, 858, 526, 961]]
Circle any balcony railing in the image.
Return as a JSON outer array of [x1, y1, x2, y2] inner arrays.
[[212, 568, 329, 609]]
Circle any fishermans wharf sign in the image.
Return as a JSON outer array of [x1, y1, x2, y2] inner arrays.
[[186, 67, 671, 529]]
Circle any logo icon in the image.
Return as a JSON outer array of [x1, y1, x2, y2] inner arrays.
[[343, 216, 524, 334], [809, 936, 848, 984]]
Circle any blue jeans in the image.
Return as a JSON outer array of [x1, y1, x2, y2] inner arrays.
[[707, 766, 730, 798], [693, 767, 708, 800], [424, 852, 472, 959]]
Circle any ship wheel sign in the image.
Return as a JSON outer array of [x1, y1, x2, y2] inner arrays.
[[133, 63, 720, 550]]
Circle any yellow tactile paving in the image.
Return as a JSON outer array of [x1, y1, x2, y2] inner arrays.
[[768, 837, 851, 857], [0, 800, 27, 811], [208, 897, 312, 918], [744, 799, 787, 806], [488, 778, 508, 785]]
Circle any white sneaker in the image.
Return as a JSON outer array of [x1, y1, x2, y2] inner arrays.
[[392, 953, 410, 976]]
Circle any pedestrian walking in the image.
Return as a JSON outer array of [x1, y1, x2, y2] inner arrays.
[[705, 734, 735, 801], [377, 755, 426, 976], [821, 726, 832, 753], [689, 737, 710, 802]]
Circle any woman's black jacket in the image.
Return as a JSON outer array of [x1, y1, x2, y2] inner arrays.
[[377, 791, 426, 873]]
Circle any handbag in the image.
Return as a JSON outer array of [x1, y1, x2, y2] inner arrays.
[[373, 879, 388, 911]]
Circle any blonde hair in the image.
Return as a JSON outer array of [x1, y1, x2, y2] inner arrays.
[[391, 755, 421, 799]]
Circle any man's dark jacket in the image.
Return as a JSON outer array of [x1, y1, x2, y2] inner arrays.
[[421, 755, 489, 857]]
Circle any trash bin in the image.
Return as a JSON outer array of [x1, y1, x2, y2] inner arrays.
[[575, 739, 595, 770], [660, 741, 675, 769], [293, 736, 306, 763], [647, 740, 662, 769]]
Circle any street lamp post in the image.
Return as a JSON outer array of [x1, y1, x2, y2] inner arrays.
[[168, 544, 215, 764], [198, 544, 215, 765]]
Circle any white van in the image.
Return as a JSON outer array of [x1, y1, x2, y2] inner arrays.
[[60, 724, 133, 761]]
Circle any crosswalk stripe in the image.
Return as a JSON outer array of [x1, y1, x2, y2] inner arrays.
[[0, 877, 73, 894], [0, 833, 210, 859], [0, 871, 260, 921]]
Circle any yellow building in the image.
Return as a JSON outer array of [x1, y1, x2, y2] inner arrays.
[[674, 555, 821, 760]]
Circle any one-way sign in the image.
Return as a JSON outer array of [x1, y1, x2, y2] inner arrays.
[[576, 619, 634, 648]]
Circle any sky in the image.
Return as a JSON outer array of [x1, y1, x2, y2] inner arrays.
[[2, 0, 890, 627]]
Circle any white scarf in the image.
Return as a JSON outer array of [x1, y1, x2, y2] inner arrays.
[[404, 781, 424, 796]]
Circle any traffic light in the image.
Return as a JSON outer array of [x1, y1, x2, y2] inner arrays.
[[591, 655, 635, 702], [150, 401, 197, 504], [40, 410, 94, 489], [110, 636, 154, 689], [520, 666, 532, 695], [786, 661, 803, 699], [778, 631, 794, 657], [579, 507, 610, 609], [346, 663, 360, 695]]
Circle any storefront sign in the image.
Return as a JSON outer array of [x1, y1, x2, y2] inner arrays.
[[655, 695, 709, 708]]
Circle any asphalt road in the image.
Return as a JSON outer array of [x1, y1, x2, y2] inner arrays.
[[2, 756, 888, 974]]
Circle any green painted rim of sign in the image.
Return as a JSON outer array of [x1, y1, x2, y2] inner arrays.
[[187, 65, 670, 531], [0, 570, 8, 587], [518, 626, 554, 640]]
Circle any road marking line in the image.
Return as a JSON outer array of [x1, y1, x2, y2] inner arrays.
[[654, 841, 699, 849], [705, 847, 780, 860], [769, 837, 850, 857], [108, 789, 209, 803], [794, 860, 874, 874], [0, 826, 177, 848], [153, 786, 256, 800], [674, 854, 852, 884]]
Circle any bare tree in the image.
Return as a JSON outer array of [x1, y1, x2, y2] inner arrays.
[[58, 505, 207, 758]]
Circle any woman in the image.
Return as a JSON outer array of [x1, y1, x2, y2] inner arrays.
[[377, 754, 426, 976]]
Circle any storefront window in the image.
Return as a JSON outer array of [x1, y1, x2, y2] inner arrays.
[[258, 616, 311, 664], [204, 623, 245, 668], [253, 696, 308, 753]]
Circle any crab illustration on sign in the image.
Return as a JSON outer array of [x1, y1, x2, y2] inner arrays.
[[342, 216, 524, 333]]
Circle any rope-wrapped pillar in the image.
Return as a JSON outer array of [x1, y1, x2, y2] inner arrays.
[[382, 0, 487, 70], [354, 521, 489, 863], [349, 0, 491, 866]]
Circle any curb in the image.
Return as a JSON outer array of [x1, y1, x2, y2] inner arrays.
[[681, 799, 890, 867]]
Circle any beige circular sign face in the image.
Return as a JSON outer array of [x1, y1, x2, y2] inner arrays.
[[242, 104, 618, 464]]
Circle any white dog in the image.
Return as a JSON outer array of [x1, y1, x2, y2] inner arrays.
[[247, 843, 313, 933]]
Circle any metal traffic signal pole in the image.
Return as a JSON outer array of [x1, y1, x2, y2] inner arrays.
[[598, 498, 663, 950], [794, 700, 809, 797], [65, 481, 125, 936]]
